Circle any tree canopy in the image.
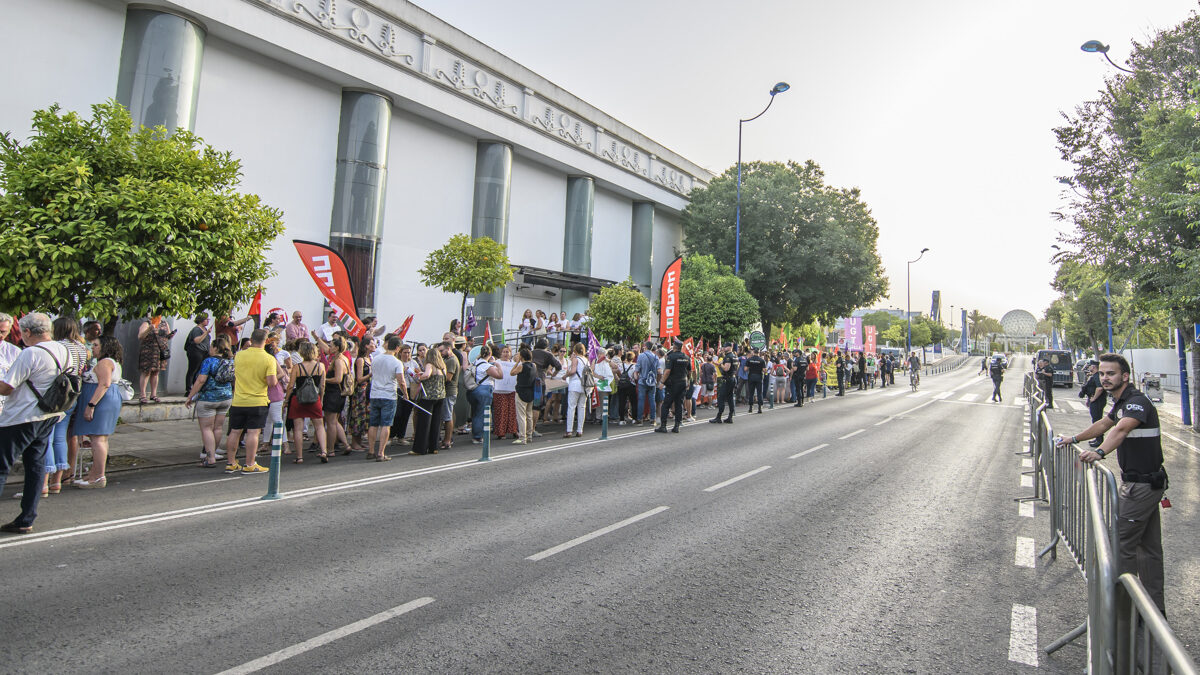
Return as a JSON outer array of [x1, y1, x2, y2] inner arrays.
[[0, 100, 284, 321], [680, 160, 888, 328], [657, 254, 758, 342], [588, 279, 650, 345], [419, 233, 513, 324]]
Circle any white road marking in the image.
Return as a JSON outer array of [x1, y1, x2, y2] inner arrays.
[[885, 389, 910, 397], [1014, 397, 1027, 406], [216, 597, 435, 674], [1018, 502, 1034, 518], [1008, 604, 1039, 666], [789, 444, 828, 459], [1020, 475, 1033, 488], [897, 401, 936, 417], [837, 429, 865, 440], [906, 390, 931, 398], [1066, 401, 1087, 412], [959, 393, 979, 402], [703, 466, 772, 492], [139, 476, 241, 492], [1162, 431, 1200, 455], [860, 388, 882, 395], [1021, 458, 1032, 468], [526, 506, 670, 561], [873, 416, 893, 426], [1015, 537, 1036, 568], [932, 392, 952, 400]]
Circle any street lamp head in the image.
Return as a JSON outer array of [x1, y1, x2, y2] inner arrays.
[[1081, 40, 1109, 54], [770, 82, 790, 96], [920, 247, 929, 253]]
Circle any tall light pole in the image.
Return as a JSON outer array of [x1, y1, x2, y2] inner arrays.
[[1080, 40, 1135, 73], [907, 248, 929, 354], [735, 81, 790, 276]]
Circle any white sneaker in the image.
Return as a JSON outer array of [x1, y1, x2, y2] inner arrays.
[[532, 431, 543, 438], [512, 439, 526, 445]]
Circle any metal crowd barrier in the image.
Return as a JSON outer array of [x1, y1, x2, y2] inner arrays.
[[1025, 374, 1197, 673], [922, 354, 972, 377]]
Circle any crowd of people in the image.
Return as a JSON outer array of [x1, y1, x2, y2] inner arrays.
[[0, 305, 930, 534]]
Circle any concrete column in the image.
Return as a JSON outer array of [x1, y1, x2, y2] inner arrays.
[[116, 8, 205, 132], [329, 90, 391, 315], [471, 142, 513, 339], [114, 7, 206, 391], [561, 176, 595, 318], [630, 202, 655, 299]]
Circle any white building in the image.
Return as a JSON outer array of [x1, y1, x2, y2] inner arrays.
[[2, 0, 711, 392]]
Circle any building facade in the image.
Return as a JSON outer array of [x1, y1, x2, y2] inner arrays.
[[1, 0, 711, 392]]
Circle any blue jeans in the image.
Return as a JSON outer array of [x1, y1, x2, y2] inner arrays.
[[45, 405, 75, 472], [806, 378, 817, 398], [469, 386, 494, 440], [637, 383, 656, 420], [0, 417, 56, 527]]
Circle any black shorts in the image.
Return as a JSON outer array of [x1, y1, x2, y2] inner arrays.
[[323, 385, 346, 414], [228, 405, 268, 430]]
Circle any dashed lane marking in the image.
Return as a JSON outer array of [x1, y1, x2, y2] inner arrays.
[[1018, 502, 1034, 518], [885, 389, 910, 397], [873, 416, 893, 426], [1162, 431, 1200, 456], [1015, 537, 1036, 568], [959, 393, 979, 402], [906, 390, 931, 399], [789, 444, 828, 459], [932, 392, 952, 400], [837, 429, 865, 440], [1066, 401, 1088, 412], [1008, 604, 1039, 667], [527, 506, 671, 561], [703, 466, 772, 493], [1021, 458, 1032, 468], [1020, 475, 1033, 488]]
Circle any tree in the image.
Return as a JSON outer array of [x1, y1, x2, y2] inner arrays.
[[0, 100, 284, 323], [419, 233, 513, 325], [859, 310, 896, 334], [656, 254, 758, 342], [588, 279, 650, 345], [680, 160, 888, 327]]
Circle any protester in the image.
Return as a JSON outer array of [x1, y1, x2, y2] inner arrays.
[[316, 314, 341, 342], [0, 314, 20, 416], [285, 311, 309, 343], [215, 312, 253, 350], [348, 337, 374, 451], [184, 313, 212, 391], [805, 351, 820, 399], [43, 317, 90, 494], [322, 335, 352, 455], [634, 342, 658, 424], [367, 335, 406, 461], [593, 348, 614, 424], [562, 342, 589, 437], [518, 309, 535, 346], [410, 346, 448, 455], [185, 336, 235, 466], [438, 339, 460, 450], [468, 344, 503, 444], [390, 345, 417, 445], [511, 346, 537, 444], [223, 329, 278, 473], [137, 315, 176, 403], [261, 341, 289, 455], [491, 345, 519, 440], [0, 314, 70, 533], [285, 340, 328, 463]]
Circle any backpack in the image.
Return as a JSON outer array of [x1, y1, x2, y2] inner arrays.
[[212, 358, 236, 385], [295, 363, 321, 404], [27, 345, 81, 414], [465, 360, 490, 392], [616, 362, 632, 387], [579, 358, 597, 391]]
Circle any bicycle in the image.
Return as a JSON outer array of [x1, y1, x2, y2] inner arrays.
[[910, 368, 920, 391]]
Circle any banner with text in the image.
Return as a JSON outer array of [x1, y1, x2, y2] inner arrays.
[[292, 240, 367, 338], [845, 317, 864, 352], [659, 256, 683, 340], [865, 325, 877, 355]]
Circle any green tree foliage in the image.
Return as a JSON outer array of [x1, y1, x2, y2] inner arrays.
[[657, 254, 758, 342], [859, 310, 896, 334], [680, 160, 888, 327], [588, 279, 650, 345], [419, 233, 513, 324], [0, 101, 284, 322]]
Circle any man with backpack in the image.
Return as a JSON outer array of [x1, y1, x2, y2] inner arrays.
[[989, 357, 1005, 402], [0, 313, 73, 534]]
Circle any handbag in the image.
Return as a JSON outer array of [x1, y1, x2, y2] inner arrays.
[[115, 378, 135, 402]]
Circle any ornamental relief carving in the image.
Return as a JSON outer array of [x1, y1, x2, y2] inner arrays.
[[433, 56, 520, 115], [600, 140, 647, 176], [286, 0, 417, 66], [531, 106, 592, 150]]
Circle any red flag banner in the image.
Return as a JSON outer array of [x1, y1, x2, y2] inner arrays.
[[292, 240, 367, 338], [483, 321, 493, 347], [249, 288, 263, 317], [865, 325, 877, 355], [394, 315, 413, 340], [659, 256, 683, 341]]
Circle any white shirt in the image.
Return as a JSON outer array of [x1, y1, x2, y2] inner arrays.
[[370, 353, 404, 400], [566, 355, 586, 393], [594, 359, 613, 393], [0, 341, 21, 413], [318, 322, 340, 341], [0, 340, 69, 426], [518, 319, 532, 337]]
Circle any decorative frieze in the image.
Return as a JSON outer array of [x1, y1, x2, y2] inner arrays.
[[252, 0, 701, 194]]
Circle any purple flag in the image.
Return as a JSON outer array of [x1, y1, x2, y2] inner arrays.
[[464, 305, 477, 334], [587, 329, 601, 363]]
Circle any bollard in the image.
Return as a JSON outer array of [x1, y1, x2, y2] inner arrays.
[[262, 420, 284, 501], [479, 404, 491, 462], [601, 394, 609, 440], [768, 376, 775, 409]]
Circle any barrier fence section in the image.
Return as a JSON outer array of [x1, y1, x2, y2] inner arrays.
[[1023, 374, 1196, 674]]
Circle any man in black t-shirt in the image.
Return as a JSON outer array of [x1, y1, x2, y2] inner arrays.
[[710, 344, 738, 423], [791, 349, 808, 408], [988, 358, 1005, 402], [744, 348, 767, 413], [184, 312, 212, 391], [1081, 361, 1107, 447], [1036, 358, 1055, 408], [1058, 353, 1168, 613], [655, 340, 692, 434]]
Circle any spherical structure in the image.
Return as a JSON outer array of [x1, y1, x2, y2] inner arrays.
[[1001, 309, 1038, 336]]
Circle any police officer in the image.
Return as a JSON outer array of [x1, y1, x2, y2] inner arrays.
[[1036, 358, 1055, 409], [710, 343, 738, 424], [988, 356, 1005, 402], [1080, 360, 1107, 447], [655, 339, 692, 434], [790, 349, 808, 407], [835, 352, 846, 396], [1057, 353, 1168, 613], [744, 347, 767, 413]]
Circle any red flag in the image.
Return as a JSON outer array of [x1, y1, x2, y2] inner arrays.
[[483, 321, 493, 346], [292, 240, 367, 338], [659, 256, 683, 340], [249, 287, 262, 317], [393, 315, 413, 340]]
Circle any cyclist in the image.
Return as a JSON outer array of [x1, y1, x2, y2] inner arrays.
[[907, 351, 922, 389]]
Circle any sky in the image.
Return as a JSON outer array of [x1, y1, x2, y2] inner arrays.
[[414, 0, 1198, 324]]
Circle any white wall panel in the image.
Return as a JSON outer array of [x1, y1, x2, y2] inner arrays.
[[508, 156, 566, 272], [591, 189, 632, 283]]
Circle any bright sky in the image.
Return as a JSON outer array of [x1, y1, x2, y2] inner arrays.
[[414, 0, 1197, 324]]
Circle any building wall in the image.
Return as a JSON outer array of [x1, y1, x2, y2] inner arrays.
[[592, 189, 633, 283]]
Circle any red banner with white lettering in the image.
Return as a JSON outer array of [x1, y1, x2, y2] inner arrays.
[[865, 325, 877, 355], [292, 240, 367, 338], [659, 256, 683, 340]]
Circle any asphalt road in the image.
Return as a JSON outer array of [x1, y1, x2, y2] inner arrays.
[[1, 360, 1193, 673]]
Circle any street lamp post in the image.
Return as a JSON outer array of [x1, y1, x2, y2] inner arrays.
[[735, 81, 790, 276], [1080, 40, 1135, 73], [906, 248, 929, 354]]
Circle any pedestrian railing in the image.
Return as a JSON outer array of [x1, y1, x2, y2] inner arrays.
[[922, 354, 972, 377], [1024, 375, 1196, 673]]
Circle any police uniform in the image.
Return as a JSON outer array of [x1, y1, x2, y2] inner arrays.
[[1037, 363, 1055, 408], [1103, 385, 1167, 613], [657, 348, 691, 432], [744, 353, 766, 412], [791, 352, 808, 407], [989, 360, 1004, 401], [712, 351, 738, 422]]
